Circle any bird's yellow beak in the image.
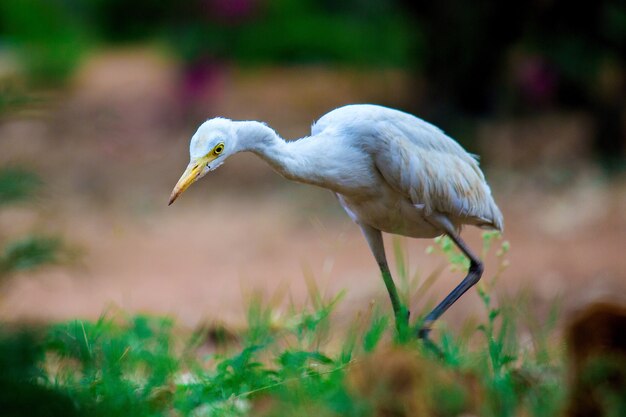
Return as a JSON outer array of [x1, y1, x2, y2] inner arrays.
[[168, 161, 204, 205]]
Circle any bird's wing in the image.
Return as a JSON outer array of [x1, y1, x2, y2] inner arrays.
[[311, 104, 503, 230], [372, 118, 503, 231]]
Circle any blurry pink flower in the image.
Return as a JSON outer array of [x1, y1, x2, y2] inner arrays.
[[516, 56, 558, 105], [202, 0, 256, 20], [179, 57, 225, 113]]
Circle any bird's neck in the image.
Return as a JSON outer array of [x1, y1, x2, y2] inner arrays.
[[236, 121, 323, 186]]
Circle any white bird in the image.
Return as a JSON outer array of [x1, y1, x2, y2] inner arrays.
[[169, 104, 503, 338]]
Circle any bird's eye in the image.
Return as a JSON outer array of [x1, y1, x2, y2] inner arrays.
[[213, 143, 225, 155]]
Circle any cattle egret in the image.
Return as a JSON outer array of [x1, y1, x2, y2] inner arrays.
[[169, 104, 503, 338]]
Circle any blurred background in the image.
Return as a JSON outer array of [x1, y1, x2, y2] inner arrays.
[[0, 0, 624, 328]]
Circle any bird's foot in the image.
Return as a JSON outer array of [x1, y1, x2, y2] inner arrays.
[[417, 320, 433, 340], [417, 320, 444, 357]]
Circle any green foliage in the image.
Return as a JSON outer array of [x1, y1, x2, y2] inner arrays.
[[0, 0, 413, 86], [157, 0, 414, 70], [0, 235, 61, 274], [0, 233, 585, 416], [0, 168, 63, 279], [0, 85, 36, 115], [46, 315, 179, 417], [0, 168, 41, 206], [425, 233, 566, 417], [361, 310, 388, 353], [0, 0, 94, 84], [0, 329, 79, 417], [210, 0, 412, 67]]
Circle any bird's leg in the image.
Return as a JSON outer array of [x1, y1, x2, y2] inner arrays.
[[418, 230, 483, 339], [359, 224, 409, 334], [378, 261, 408, 331]]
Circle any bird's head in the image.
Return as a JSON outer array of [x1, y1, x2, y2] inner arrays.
[[169, 118, 238, 205]]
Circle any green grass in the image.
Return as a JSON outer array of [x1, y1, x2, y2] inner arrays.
[[0, 233, 571, 417], [0, 168, 64, 281]]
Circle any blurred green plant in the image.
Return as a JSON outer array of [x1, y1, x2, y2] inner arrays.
[[0, 85, 36, 115], [0, 329, 79, 417], [0, 168, 41, 206], [47, 315, 179, 417], [179, 0, 413, 67], [0, 168, 62, 279], [0, 0, 94, 85], [0, 0, 413, 86], [426, 233, 565, 417], [0, 236, 61, 275], [0, 233, 584, 416]]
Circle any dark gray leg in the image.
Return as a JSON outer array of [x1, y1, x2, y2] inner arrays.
[[359, 224, 408, 333], [418, 231, 484, 339]]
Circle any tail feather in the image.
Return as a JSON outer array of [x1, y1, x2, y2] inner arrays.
[[483, 198, 504, 232]]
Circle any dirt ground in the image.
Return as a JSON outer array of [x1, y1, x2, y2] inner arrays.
[[1, 58, 625, 330]]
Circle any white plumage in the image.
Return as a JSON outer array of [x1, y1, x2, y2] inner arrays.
[[312, 104, 503, 236], [169, 104, 503, 338]]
